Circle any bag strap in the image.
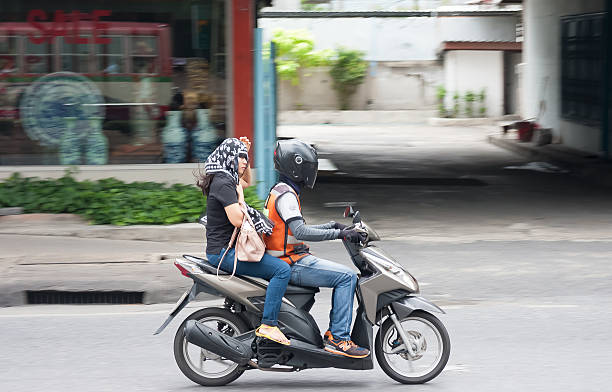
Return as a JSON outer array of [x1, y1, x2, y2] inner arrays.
[[216, 205, 254, 281], [216, 227, 239, 281], [239, 202, 256, 227]]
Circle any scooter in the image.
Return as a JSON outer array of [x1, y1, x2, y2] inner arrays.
[[155, 206, 450, 386]]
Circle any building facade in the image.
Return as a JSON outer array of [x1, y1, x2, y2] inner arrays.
[[259, 5, 521, 112], [521, 0, 611, 156], [0, 0, 263, 168]]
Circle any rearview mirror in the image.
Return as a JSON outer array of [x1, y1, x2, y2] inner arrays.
[[343, 205, 355, 218]]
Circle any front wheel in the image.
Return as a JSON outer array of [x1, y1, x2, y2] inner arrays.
[[375, 310, 450, 384], [173, 307, 249, 386]]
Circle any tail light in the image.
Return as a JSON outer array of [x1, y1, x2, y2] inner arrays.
[[174, 261, 191, 277]]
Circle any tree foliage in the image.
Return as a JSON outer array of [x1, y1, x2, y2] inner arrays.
[[270, 29, 334, 85]]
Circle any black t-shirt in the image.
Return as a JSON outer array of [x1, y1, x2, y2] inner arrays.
[[206, 173, 238, 255]]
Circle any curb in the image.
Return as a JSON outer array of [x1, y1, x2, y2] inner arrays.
[[488, 134, 612, 188], [0, 254, 210, 307]]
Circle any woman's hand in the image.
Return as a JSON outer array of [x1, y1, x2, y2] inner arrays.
[[239, 136, 251, 152], [236, 183, 245, 204]]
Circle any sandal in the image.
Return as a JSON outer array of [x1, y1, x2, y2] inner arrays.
[[255, 325, 291, 346]]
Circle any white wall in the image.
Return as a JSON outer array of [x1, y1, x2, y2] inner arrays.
[[260, 16, 519, 61], [444, 50, 504, 117], [524, 0, 605, 154], [277, 62, 441, 110]]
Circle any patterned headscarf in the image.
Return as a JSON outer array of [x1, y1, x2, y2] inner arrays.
[[204, 138, 248, 185], [205, 138, 274, 235]]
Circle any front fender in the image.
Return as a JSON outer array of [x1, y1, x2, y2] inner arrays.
[[391, 296, 445, 320]]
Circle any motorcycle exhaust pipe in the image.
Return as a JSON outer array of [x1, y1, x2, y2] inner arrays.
[[184, 320, 253, 365]]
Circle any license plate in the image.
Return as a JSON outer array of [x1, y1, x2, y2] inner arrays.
[[170, 289, 190, 315]]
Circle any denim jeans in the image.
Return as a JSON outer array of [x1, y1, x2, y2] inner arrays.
[[207, 248, 291, 326], [289, 255, 358, 340]]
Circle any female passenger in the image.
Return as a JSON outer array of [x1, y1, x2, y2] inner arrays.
[[197, 137, 291, 345]]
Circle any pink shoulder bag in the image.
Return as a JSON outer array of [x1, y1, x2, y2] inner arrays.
[[216, 203, 266, 280]]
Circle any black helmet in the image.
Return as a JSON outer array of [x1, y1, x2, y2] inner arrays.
[[274, 139, 318, 189]]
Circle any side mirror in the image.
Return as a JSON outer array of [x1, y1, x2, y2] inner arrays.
[[343, 205, 355, 218]]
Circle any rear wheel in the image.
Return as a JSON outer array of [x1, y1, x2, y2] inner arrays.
[[375, 310, 450, 384], [173, 308, 249, 386]]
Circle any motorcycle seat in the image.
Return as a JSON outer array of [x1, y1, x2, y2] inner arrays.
[[182, 254, 319, 295]]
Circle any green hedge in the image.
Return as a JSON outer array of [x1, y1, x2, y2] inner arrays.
[[0, 172, 263, 226]]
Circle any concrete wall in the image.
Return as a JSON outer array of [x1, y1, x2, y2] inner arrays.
[[0, 164, 206, 185], [261, 14, 518, 111], [278, 62, 441, 110], [444, 50, 504, 117], [265, 0, 498, 12], [260, 16, 519, 61], [523, 0, 605, 154]]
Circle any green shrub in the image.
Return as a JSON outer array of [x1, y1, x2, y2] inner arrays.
[[452, 92, 460, 118], [464, 90, 476, 118], [437, 85, 447, 118], [478, 88, 487, 117], [329, 48, 368, 110], [0, 172, 263, 226]]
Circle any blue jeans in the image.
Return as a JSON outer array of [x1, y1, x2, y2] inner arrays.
[[290, 255, 358, 340], [207, 248, 291, 326]]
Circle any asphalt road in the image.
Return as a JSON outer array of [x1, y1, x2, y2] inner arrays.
[[2, 239, 611, 392]]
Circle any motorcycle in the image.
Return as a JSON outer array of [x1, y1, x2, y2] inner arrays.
[[155, 206, 450, 386]]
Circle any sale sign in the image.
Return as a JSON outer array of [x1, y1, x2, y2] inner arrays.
[[27, 10, 112, 45]]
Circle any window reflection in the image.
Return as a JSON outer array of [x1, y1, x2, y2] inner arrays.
[[0, 0, 228, 166]]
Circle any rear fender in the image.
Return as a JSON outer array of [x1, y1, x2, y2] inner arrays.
[[391, 296, 445, 320], [153, 282, 211, 335]]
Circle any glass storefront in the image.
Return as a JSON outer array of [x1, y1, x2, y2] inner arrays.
[[0, 1, 227, 165]]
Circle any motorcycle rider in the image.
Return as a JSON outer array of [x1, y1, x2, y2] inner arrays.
[[264, 139, 370, 358]]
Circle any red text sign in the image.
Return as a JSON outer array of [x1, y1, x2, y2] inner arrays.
[[27, 10, 112, 45]]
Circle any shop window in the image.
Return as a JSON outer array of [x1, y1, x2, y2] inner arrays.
[[25, 39, 53, 74], [0, 36, 18, 73], [97, 35, 125, 74], [61, 35, 93, 73], [561, 13, 606, 125], [131, 36, 158, 74], [1, 1, 228, 166]]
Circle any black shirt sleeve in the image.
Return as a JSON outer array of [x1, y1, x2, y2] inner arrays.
[[211, 174, 238, 207]]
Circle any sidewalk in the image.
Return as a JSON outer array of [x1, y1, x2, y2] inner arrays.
[[488, 133, 612, 188]]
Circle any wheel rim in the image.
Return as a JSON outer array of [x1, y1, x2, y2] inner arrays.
[[182, 316, 241, 379], [382, 316, 444, 378]]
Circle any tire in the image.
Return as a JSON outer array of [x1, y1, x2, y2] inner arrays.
[[375, 310, 450, 384], [173, 307, 249, 386]]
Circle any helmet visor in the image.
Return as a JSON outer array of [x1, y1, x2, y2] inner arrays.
[[303, 161, 318, 188]]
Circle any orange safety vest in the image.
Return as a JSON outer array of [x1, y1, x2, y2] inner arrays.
[[264, 183, 310, 265]]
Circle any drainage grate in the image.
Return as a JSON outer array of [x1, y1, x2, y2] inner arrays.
[[26, 291, 144, 305]]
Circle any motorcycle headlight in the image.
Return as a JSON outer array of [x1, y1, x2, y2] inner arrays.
[[365, 253, 419, 293]]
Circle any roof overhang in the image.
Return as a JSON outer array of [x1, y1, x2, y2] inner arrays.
[[441, 41, 522, 52]]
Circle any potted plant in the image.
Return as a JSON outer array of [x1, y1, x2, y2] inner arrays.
[[464, 90, 475, 118], [478, 88, 487, 117], [452, 92, 460, 118], [437, 86, 447, 118]]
